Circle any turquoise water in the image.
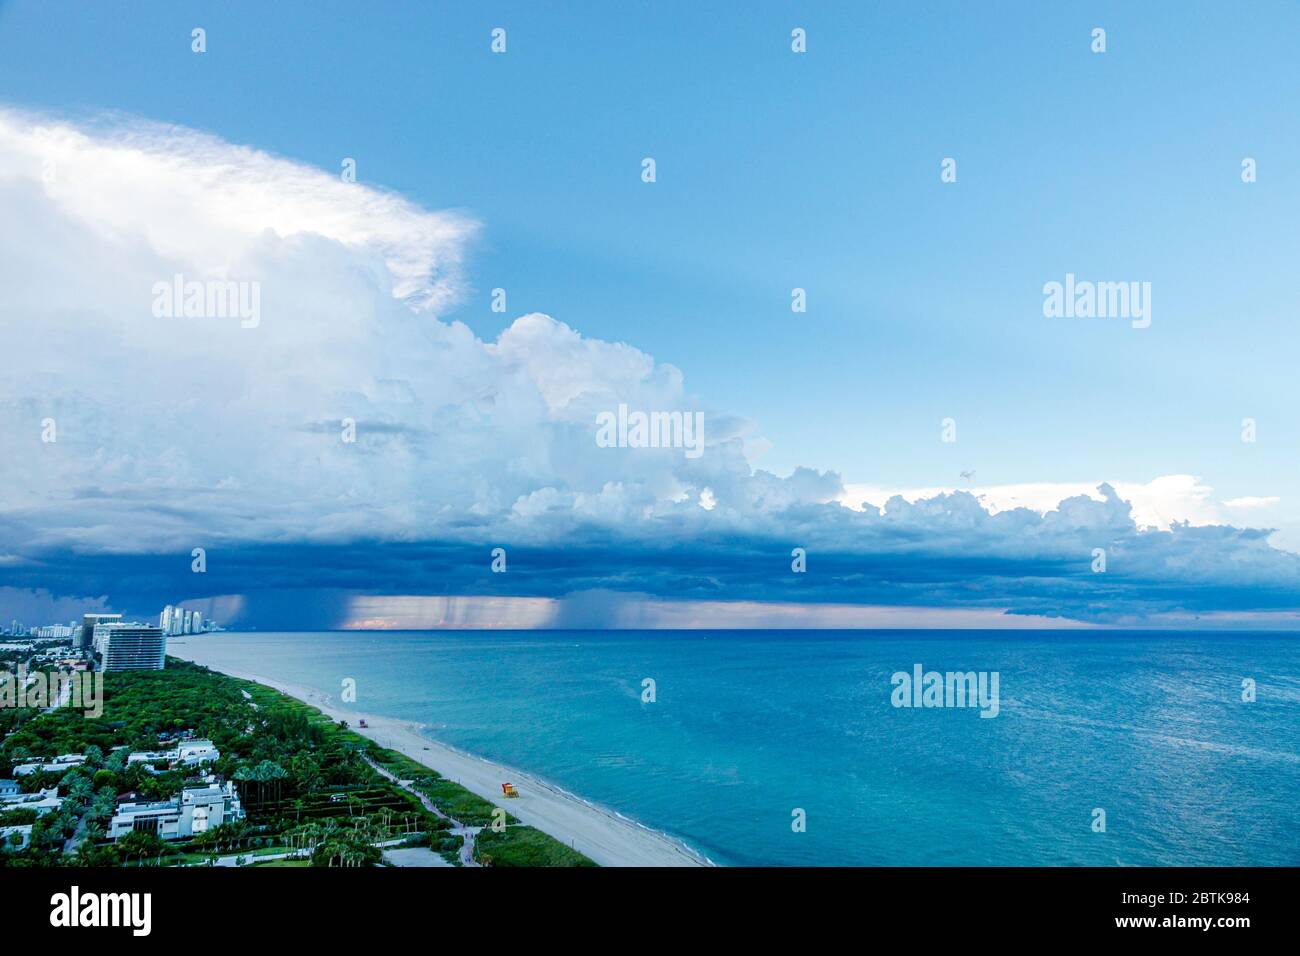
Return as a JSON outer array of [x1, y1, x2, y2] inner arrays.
[[179, 630, 1300, 866]]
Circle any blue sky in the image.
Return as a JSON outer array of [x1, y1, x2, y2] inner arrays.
[[1, 1, 1298, 628]]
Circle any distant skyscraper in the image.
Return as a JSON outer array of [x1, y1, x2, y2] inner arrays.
[[192, 610, 203, 633], [97, 623, 166, 672], [160, 605, 175, 633], [182, 609, 193, 634], [79, 613, 121, 651]]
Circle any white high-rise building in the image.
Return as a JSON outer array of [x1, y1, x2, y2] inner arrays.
[[158, 605, 210, 635], [96, 623, 166, 672]]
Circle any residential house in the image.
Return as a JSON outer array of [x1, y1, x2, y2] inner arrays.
[[0, 787, 63, 816], [107, 781, 243, 841], [12, 754, 86, 776]]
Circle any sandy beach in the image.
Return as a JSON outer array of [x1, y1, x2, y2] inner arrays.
[[171, 647, 710, 867]]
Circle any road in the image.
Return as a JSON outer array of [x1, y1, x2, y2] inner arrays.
[[62, 814, 87, 856]]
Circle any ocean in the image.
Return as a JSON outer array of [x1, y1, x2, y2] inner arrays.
[[175, 629, 1300, 866]]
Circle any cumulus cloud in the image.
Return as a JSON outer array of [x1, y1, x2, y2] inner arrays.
[[1, 107, 1298, 626], [841, 474, 1249, 530], [0, 108, 781, 559]]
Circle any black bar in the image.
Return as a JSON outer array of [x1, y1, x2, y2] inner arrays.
[[5, 866, 1282, 942]]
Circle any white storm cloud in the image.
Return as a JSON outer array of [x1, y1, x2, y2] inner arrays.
[[0, 106, 754, 553]]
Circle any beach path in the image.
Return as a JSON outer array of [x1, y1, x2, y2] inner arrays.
[[362, 752, 481, 866]]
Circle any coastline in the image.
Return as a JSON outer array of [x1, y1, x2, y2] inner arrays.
[[170, 647, 711, 867]]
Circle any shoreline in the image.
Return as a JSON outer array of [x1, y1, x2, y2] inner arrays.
[[170, 648, 712, 867]]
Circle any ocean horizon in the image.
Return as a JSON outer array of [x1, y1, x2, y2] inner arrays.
[[175, 628, 1300, 867]]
